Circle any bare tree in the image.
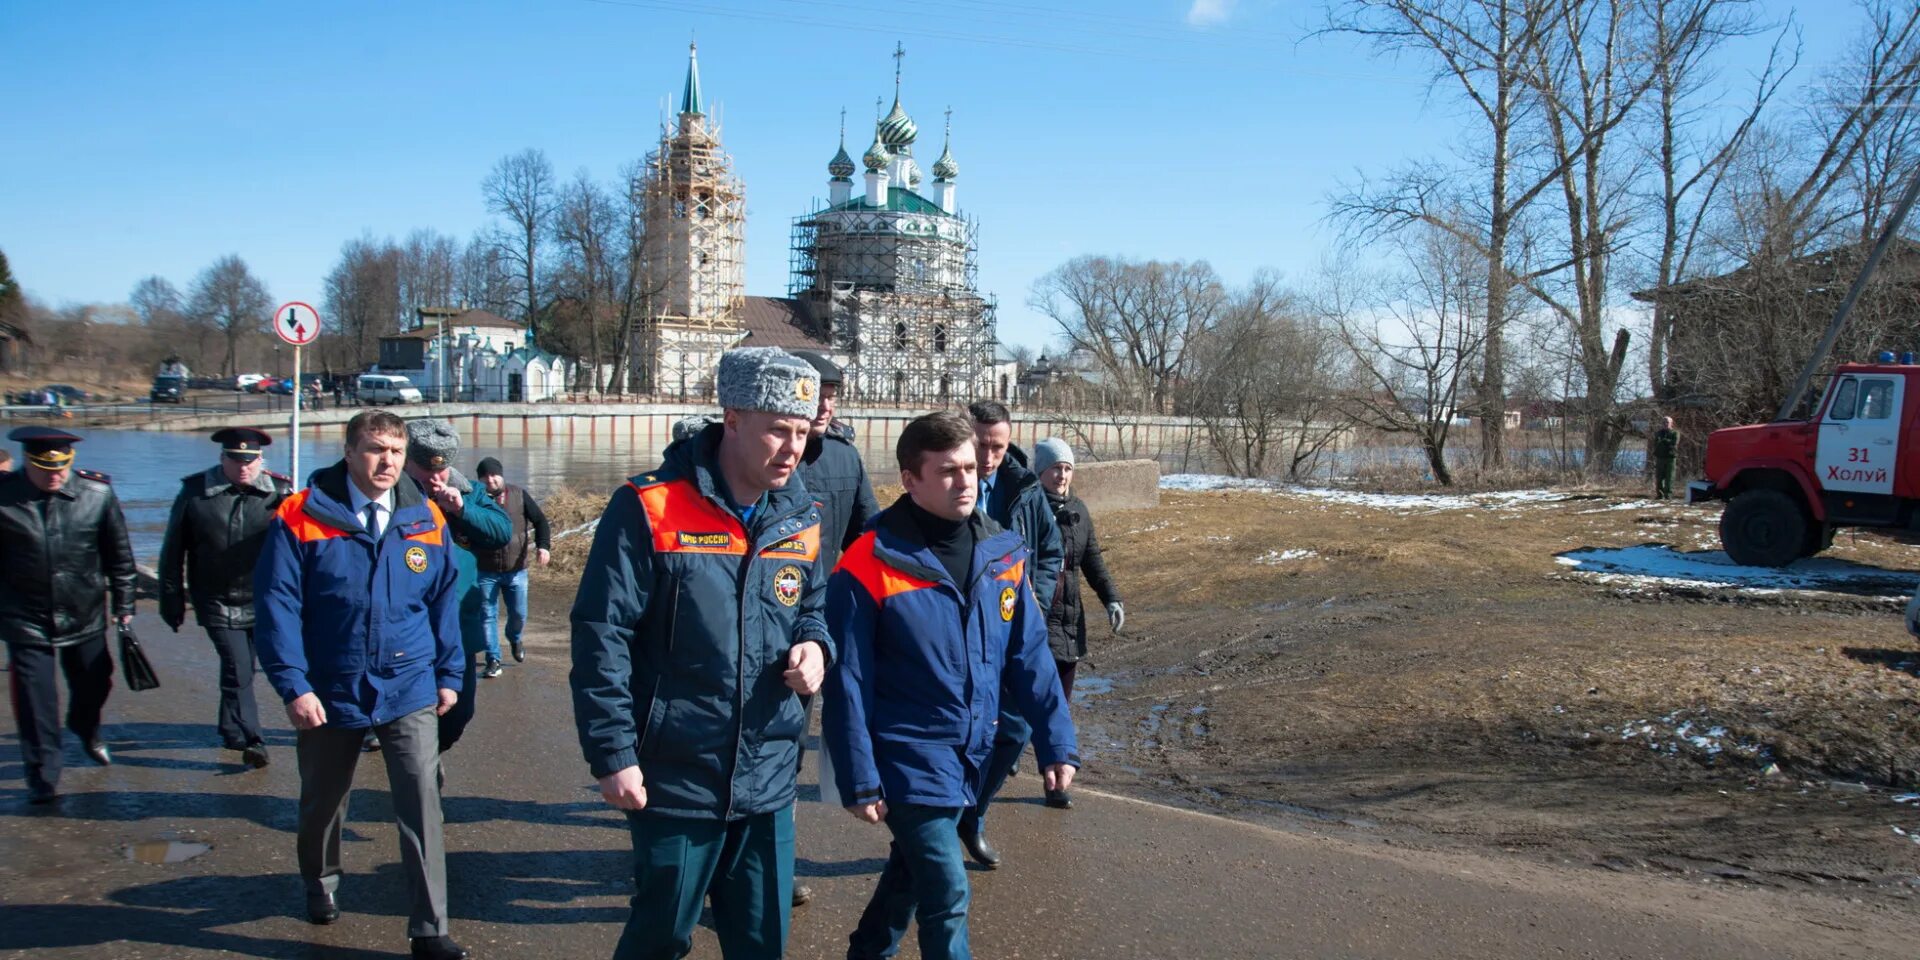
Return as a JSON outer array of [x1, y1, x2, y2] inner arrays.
[[1324, 227, 1491, 485], [1636, 0, 1789, 413], [1323, 0, 1562, 468], [187, 255, 272, 376], [398, 229, 461, 319], [482, 149, 557, 341], [1030, 256, 1226, 415], [1188, 272, 1350, 479], [322, 235, 402, 375], [458, 232, 519, 319], [550, 170, 620, 392]]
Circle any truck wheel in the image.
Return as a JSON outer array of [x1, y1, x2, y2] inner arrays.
[[1721, 489, 1808, 567], [1800, 522, 1836, 558]]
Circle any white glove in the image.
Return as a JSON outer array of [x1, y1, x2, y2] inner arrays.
[[1106, 602, 1125, 635]]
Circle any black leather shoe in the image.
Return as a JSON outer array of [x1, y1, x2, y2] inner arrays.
[[84, 738, 112, 766], [792, 883, 813, 907], [28, 783, 57, 805], [362, 732, 380, 752], [242, 743, 270, 769], [958, 825, 1001, 869], [306, 893, 340, 925], [410, 935, 469, 960], [1045, 789, 1073, 810], [510, 639, 525, 663]]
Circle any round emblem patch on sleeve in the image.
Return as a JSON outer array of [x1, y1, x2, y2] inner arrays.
[[999, 586, 1017, 621], [405, 546, 429, 574], [773, 564, 805, 607]]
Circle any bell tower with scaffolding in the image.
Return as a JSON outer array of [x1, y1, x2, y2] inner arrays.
[[789, 44, 998, 405], [634, 43, 747, 398]]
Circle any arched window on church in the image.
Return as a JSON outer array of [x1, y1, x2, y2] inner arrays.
[[934, 325, 947, 353], [894, 322, 908, 349]]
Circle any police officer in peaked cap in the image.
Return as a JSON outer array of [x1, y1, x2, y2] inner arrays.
[[159, 427, 295, 770], [0, 426, 137, 804]]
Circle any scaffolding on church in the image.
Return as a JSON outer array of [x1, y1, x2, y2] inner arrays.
[[788, 197, 998, 405], [632, 108, 746, 397]]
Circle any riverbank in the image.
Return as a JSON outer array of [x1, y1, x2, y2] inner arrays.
[[529, 477, 1920, 908]]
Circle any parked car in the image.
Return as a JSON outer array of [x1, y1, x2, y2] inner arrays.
[[356, 374, 424, 405], [235, 373, 267, 391], [42, 384, 90, 403], [149, 375, 187, 404], [248, 377, 282, 394]]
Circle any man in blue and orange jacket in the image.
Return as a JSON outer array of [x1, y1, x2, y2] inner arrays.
[[253, 410, 470, 960], [571, 347, 834, 960], [824, 411, 1079, 960]]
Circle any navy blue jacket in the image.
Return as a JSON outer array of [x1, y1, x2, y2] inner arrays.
[[823, 500, 1079, 809], [253, 462, 463, 728], [979, 445, 1062, 611], [570, 424, 835, 820]]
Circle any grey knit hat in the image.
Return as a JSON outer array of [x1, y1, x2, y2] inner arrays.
[[406, 418, 460, 469], [717, 347, 820, 419], [1033, 437, 1075, 475]]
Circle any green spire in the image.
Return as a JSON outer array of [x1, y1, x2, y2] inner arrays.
[[680, 42, 704, 116]]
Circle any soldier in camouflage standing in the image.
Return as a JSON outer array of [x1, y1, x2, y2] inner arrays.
[[1651, 416, 1680, 499]]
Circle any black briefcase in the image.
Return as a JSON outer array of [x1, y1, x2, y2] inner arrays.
[[118, 626, 161, 692]]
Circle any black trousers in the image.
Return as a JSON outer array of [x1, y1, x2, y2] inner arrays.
[[7, 635, 113, 794], [437, 656, 479, 754], [206, 626, 263, 749]]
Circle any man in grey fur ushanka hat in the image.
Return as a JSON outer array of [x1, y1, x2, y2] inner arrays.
[[569, 346, 832, 956]]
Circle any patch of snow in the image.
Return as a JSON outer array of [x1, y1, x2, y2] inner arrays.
[[1556, 544, 1919, 597], [1600, 710, 1767, 762], [1254, 549, 1317, 565], [1160, 474, 1564, 513]]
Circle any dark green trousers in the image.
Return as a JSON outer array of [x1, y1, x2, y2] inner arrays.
[[1655, 458, 1676, 498], [616, 804, 795, 960]]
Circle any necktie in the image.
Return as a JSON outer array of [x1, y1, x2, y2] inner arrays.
[[363, 503, 380, 538]]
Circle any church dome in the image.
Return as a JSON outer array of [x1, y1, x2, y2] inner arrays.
[[828, 143, 856, 180], [932, 143, 958, 181], [862, 129, 892, 173], [878, 97, 918, 147]]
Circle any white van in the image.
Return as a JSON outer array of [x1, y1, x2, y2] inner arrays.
[[357, 374, 425, 405]]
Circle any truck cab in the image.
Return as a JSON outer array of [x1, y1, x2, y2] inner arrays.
[[1691, 359, 1920, 566]]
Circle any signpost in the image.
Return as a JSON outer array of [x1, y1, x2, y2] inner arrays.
[[272, 302, 321, 483]]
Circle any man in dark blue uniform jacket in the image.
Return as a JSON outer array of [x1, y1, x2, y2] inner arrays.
[[571, 347, 834, 960], [824, 411, 1079, 960]]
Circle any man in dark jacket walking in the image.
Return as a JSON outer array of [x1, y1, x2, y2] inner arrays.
[[0, 427, 135, 805], [1651, 416, 1680, 499], [955, 400, 1063, 867], [472, 457, 549, 676], [159, 427, 293, 770], [571, 347, 834, 960], [825, 411, 1078, 960], [1032, 438, 1122, 809]]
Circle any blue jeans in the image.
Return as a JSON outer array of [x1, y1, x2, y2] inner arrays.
[[846, 804, 970, 960], [473, 568, 528, 660], [617, 806, 794, 960]]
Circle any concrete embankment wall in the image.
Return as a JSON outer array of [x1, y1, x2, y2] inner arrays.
[[140, 402, 1220, 475]]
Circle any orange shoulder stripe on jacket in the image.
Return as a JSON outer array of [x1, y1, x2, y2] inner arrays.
[[758, 522, 821, 562], [995, 557, 1026, 584], [277, 490, 351, 543], [836, 533, 938, 602], [403, 500, 447, 545], [634, 477, 747, 555]]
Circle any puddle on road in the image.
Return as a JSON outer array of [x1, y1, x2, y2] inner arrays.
[[124, 840, 211, 864], [1071, 675, 1116, 702]]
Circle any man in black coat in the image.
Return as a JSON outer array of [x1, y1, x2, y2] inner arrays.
[[159, 427, 294, 769], [0, 427, 136, 804], [793, 351, 879, 570]]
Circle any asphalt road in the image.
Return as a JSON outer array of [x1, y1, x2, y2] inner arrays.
[[3, 612, 1915, 959]]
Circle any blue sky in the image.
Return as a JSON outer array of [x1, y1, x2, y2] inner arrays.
[[0, 0, 1850, 352]]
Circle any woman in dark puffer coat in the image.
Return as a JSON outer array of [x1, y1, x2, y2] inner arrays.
[[1031, 438, 1122, 809]]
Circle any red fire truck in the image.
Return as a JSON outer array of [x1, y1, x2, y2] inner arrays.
[[1690, 355, 1916, 566]]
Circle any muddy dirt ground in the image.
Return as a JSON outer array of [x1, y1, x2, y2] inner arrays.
[[530, 481, 1920, 911]]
